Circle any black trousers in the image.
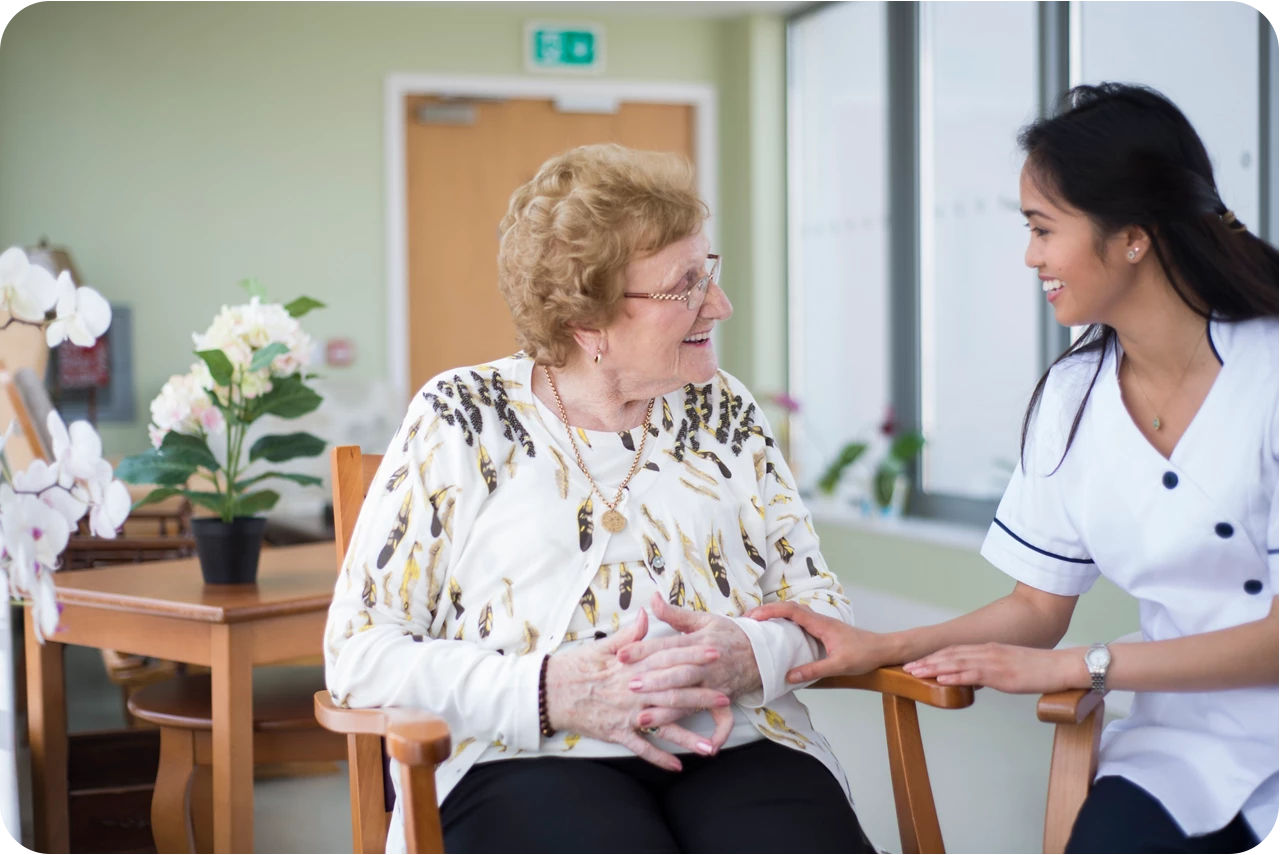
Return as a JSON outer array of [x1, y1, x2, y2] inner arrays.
[[440, 739, 875, 853], [1066, 776, 1261, 854]]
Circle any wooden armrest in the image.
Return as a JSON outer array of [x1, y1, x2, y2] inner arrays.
[[1037, 688, 1107, 725], [313, 691, 452, 765], [814, 666, 975, 709]]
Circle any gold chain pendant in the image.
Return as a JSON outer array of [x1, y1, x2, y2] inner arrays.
[[601, 509, 627, 533]]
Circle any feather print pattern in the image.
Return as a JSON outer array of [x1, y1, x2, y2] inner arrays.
[[577, 495, 594, 552], [376, 491, 413, 569]]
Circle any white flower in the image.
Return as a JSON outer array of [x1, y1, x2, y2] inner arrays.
[[0, 484, 70, 588], [0, 247, 59, 322], [192, 297, 311, 378], [47, 411, 113, 490], [45, 272, 111, 348], [87, 479, 130, 538], [149, 364, 225, 444], [29, 571, 60, 642]]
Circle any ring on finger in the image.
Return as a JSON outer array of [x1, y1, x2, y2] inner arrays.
[[639, 725, 659, 735]]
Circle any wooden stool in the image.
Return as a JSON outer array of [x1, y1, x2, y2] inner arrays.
[[127, 665, 345, 853]]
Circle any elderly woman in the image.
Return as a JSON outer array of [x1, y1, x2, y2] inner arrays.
[[325, 144, 872, 853]]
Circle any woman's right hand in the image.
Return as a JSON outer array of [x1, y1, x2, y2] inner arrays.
[[543, 608, 733, 771], [747, 601, 892, 683]]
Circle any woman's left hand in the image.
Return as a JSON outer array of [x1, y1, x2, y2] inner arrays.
[[615, 593, 763, 740], [903, 642, 1085, 694]]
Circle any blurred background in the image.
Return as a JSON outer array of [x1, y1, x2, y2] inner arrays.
[[1, 2, 1275, 850]]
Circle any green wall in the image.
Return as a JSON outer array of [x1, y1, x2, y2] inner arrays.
[[0, 1, 771, 453]]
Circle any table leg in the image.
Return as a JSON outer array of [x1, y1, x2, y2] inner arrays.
[[24, 608, 68, 853], [210, 623, 253, 853]]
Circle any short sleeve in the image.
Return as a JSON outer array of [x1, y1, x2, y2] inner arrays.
[[980, 370, 1100, 596]]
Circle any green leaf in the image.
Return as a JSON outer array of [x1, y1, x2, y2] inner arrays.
[[180, 490, 228, 516], [248, 432, 326, 463], [888, 432, 926, 463], [248, 342, 289, 373], [115, 449, 198, 487], [873, 461, 903, 509], [196, 349, 234, 388], [131, 487, 182, 510], [251, 374, 323, 419], [239, 277, 268, 300], [235, 471, 324, 490], [232, 490, 280, 516], [159, 431, 220, 471], [816, 441, 868, 495], [284, 296, 326, 318]]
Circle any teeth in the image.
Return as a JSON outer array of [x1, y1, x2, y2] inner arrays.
[[683, 333, 709, 343], [1042, 279, 1064, 292]]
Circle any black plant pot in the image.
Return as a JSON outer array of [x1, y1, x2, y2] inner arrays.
[[191, 517, 267, 585]]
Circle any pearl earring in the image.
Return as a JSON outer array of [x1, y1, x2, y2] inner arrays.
[[1127, 247, 1139, 262]]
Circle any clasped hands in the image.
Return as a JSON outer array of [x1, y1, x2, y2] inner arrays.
[[544, 592, 761, 771]]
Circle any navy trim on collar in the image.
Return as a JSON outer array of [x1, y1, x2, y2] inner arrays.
[[993, 518, 1095, 564], [1206, 317, 1223, 365]]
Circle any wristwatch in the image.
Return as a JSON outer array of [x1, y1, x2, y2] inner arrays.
[[1084, 643, 1111, 694]]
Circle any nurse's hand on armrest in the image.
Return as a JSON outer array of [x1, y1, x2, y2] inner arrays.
[[902, 643, 1085, 694], [747, 601, 895, 684]]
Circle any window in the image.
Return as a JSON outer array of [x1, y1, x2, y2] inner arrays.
[[787, 1, 1276, 526]]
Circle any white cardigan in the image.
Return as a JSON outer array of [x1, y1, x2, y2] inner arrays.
[[324, 355, 856, 841]]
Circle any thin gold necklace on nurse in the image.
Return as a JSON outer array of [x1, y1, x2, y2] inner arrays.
[[543, 365, 654, 533], [1125, 334, 1203, 431]]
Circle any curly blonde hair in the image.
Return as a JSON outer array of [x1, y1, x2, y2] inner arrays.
[[497, 144, 708, 366]]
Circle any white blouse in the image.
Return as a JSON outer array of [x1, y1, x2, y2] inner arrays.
[[324, 355, 856, 850], [981, 316, 1279, 838]]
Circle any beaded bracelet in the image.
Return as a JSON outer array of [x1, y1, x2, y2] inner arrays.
[[537, 654, 555, 738]]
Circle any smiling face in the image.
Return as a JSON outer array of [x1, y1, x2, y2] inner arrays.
[[1021, 163, 1139, 328], [600, 231, 732, 398]]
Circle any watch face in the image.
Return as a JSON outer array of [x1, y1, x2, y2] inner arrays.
[[1085, 646, 1110, 670]]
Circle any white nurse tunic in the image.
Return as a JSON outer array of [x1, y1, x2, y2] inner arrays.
[[981, 316, 1279, 839]]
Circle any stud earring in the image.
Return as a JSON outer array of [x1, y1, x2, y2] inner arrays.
[[1127, 248, 1139, 262], [594, 346, 602, 365]]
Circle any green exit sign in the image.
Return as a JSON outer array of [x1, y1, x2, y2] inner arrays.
[[526, 23, 605, 73]]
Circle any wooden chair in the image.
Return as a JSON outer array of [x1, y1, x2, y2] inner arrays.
[[315, 445, 977, 853], [1037, 687, 1106, 852]]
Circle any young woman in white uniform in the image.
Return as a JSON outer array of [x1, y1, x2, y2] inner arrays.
[[751, 83, 1278, 852]]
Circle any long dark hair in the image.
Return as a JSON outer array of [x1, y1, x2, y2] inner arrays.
[[1018, 82, 1279, 469]]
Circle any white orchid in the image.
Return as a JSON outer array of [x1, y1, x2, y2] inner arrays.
[[0, 243, 122, 644], [45, 271, 112, 348], [0, 247, 59, 323], [0, 485, 71, 586], [87, 479, 131, 539]]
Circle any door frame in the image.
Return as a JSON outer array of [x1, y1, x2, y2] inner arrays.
[[384, 73, 718, 402]]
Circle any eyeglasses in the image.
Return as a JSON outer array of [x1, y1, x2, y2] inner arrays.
[[623, 254, 720, 312]]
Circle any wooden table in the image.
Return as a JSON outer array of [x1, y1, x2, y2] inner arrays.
[[25, 541, 338, 853]]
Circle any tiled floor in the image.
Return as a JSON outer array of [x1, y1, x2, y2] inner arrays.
[[28, 585, 1120, 853]]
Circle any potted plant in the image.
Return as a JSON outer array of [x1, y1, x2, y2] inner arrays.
[[118, 281, 326, 584], [817, 405, 925, 516]]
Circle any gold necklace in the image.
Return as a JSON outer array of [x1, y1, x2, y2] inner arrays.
[[1124, 334, 1203, 432], [543, 366, 654, 533]]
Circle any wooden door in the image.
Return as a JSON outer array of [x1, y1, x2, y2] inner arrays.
[[405, 97, 694, 392]]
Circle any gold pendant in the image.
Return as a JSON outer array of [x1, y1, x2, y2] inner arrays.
[[1152, 416, 1161, 430], [601, 509, 627, 533]]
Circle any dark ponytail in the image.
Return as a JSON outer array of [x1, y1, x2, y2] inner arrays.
[[1018, 82, 1279, 469]]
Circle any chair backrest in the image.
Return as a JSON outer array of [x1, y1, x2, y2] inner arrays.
[[0, 363, 52, 467], [331, 444, 384, 572], [329, 444, 451, 853]]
